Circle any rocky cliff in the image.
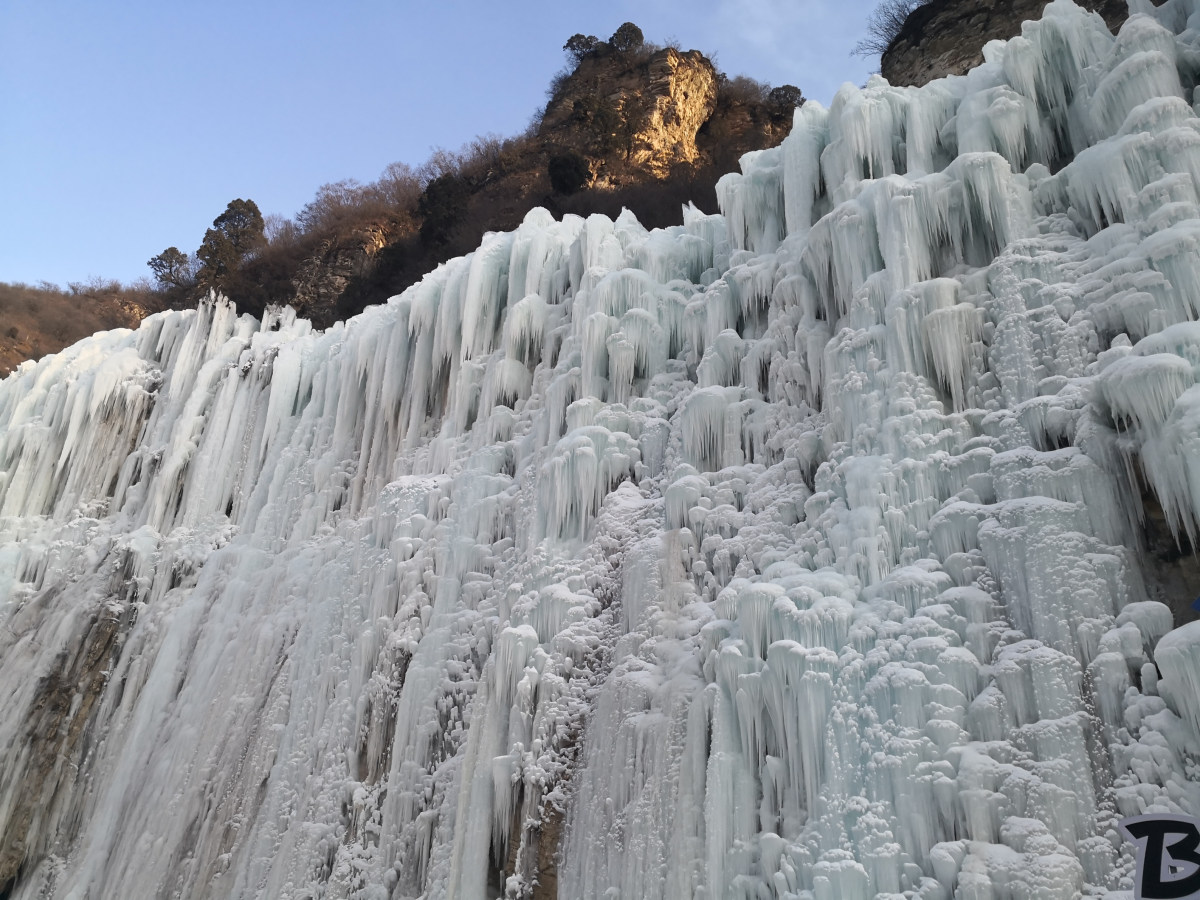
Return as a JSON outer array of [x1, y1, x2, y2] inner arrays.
[[288, 222, 392, 323], [630, 50, 720, 175], [539, 47, 721, 181], [881, 0, 1130, 86]]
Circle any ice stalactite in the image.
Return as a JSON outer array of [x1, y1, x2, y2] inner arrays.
[[9, 1, 1200, 898]]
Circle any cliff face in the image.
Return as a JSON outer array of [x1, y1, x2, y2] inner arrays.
[[289, 223, 391, 324], [880, 0, 1130, 87], [539, 47, 721, 182], [695, 93, 792, 164], [629, 50, 720, 176], [239, 46, 774, 331]]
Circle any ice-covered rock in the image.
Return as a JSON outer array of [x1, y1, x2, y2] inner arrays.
[[5, 1, 1200, 898]]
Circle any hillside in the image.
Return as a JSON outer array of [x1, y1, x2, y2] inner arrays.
[[0, 281, 161, 378], [273, 37, 799, 326], [0, 28, 799, 378]]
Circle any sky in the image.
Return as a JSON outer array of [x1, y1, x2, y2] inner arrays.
[[0, 0, 880, 289]]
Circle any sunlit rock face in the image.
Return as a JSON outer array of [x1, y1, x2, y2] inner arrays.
[[539, 46, 720, 181], [6, 2, 1200, 898]]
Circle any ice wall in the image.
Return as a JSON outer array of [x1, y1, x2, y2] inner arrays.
[[6, 1, 1200, 897]]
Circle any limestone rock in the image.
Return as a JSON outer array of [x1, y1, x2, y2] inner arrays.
[[539, 47, 719, 181], [289, 222, 390, 324], [627, 49, 719, 176], [881, 0, 1130, 87]]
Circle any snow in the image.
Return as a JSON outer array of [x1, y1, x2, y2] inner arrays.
[[8, 1, 1200, 897]]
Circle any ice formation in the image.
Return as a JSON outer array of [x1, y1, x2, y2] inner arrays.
[[6, 2, 1200, 897]]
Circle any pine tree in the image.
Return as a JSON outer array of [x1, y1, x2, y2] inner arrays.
[[609, 22, 644, 54], [196, 199, 265, 291], [147, 247, 192, 289]]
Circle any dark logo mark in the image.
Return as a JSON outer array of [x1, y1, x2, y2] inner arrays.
[[1120, 815, 1200, 900]]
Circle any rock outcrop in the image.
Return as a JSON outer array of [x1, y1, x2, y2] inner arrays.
[[626, 49, 720, 176], [288, 222, 391, 324], [881, 0, 1130, 87], [0, 602, 125, 894], [539, 47, 721, 182], [284, 45, 788, 328]]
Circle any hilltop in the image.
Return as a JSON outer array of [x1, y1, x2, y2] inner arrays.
[[0, 25, 801, 376]]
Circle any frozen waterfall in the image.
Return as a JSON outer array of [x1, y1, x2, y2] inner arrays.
[[6, 1, 1200, 897]]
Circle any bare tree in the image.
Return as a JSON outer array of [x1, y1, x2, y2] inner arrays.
[[263, 214, 300, 248], [419, 147, 464, 185], [852, 0, 928, 59], [377, 162, 422, 209], [295, 180, 370, 232]]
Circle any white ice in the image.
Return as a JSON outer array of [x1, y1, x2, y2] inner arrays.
[[5, 2, 1200, 898]]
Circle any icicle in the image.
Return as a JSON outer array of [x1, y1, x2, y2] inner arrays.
[[5, 4, 1200, 897]]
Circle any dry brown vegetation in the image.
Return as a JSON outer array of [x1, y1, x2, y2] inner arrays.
[[0, 280, 162, 377], [188, 45, 798, 327], [853, 0, 930, 58]]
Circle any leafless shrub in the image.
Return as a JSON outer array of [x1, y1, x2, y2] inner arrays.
[[853, 0, 929, 58], [264, 213, 300, 247], [720, 75, 771, 104], [296, 180, 376, 233], [419, 148, 464, 185], [0, 279, 162, 376], [377, 162, 422, 209]]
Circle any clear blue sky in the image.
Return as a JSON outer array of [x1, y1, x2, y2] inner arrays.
[[0, 0, 879, 288]]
